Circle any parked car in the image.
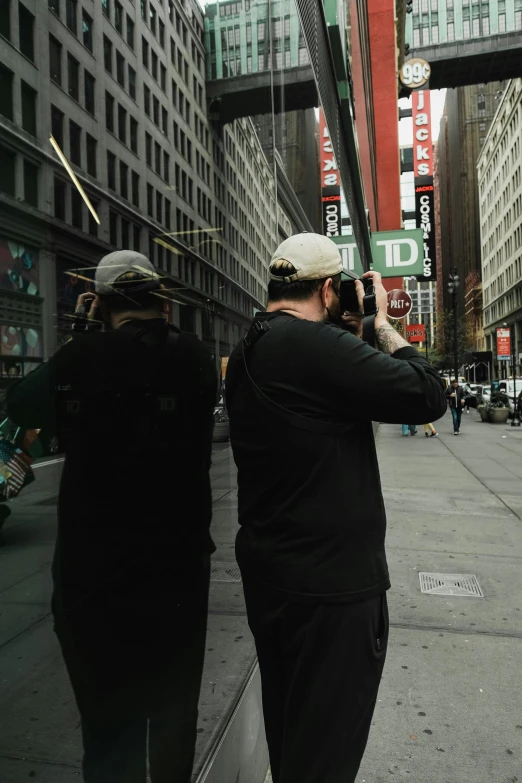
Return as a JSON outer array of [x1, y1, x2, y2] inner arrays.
[[477, 385, 491, 405]]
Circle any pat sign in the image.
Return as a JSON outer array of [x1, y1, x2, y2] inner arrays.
[[331, 228, 424, 278], [387, 290, 412, 320]]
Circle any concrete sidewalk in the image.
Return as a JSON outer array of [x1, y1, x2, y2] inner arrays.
[[356, 410, 522, 782]]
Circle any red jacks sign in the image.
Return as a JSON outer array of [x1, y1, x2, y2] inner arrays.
[[406, 324, 426, 343], [320, 109, 341, 237], [412, 90, 433, 178]]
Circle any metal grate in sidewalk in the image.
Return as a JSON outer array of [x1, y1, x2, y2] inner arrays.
[[419, 572, 484, 598], [210, 562, 242, 583]]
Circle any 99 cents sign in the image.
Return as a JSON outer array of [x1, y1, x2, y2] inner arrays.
[[400, 59, 431, 89]]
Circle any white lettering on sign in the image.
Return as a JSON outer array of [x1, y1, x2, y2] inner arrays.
[[401, 60, 431, 88], [419, 193, 433, 278], [375, 238, 419, 268], [413, 90, 433, 178], [320, 115, 339, 188], [325, 203, 339, 236], [337, 243, 358, 271]]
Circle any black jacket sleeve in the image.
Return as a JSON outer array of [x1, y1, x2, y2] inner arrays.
[[315, 328, 448, 425], [6, 355, 59, 431]]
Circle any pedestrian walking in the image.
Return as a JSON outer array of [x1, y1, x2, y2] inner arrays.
[[424, 423, 438, 437], [225, 233, 447, 783], [463, 382, 473, 413], [401, 424, 417, 436], [7, 251, 218, 783], [446, 379, 466, 434]]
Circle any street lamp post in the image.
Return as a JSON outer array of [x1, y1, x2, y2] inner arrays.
[[511, 322, 520, 427], [447, 268, 460, 381]]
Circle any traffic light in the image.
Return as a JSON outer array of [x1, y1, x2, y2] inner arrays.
[[406, 0, 413, 13]]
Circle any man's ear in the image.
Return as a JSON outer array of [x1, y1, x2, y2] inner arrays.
[[321, 278, 333, 307]]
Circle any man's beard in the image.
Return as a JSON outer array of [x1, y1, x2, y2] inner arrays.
[[323, 294, 342, 326]]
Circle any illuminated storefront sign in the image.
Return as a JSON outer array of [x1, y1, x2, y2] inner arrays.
[[320, 109, 341, 237], [412, 90, 437, 282]]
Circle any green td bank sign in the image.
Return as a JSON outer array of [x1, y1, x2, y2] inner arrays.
[[332, 229, 424, 278]]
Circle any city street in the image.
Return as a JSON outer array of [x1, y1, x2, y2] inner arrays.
[[2, 412, 522, 783]]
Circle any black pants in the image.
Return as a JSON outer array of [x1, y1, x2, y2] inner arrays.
[[242, 580, 389, 783], [54, 557, 210, 783]]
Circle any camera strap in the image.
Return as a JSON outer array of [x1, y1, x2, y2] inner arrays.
[[362, 286, 378, 348], [242, 317, 354, 435]]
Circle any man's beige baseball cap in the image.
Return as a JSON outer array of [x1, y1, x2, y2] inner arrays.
[[269, 232, 343, 283]]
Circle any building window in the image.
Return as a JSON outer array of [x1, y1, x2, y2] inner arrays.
[[127, 15, 135, 49], [156, 191, 162, 223], [51, 105, 64, 146], [479, 121, 486, 131], [128, 65, 136, 100], [413, 27, 421, 46], [71, 189, 83, 229], [118, 104, 126, 143], [145, 132, 152, 165], [149, 5, 156, 35], [68, 54, 80, 101], [147, 184, 154, 216], [49, 36, 62, 85], [483, 16, 490, 35], [109, 210, 118, 246], [0, 0, 10, 39], [0, 146, 16, 196], [86, 133, 97, 176], [133, 224, 141, 251], [163, 151, 169, 182], [142, 37, 149, 68], [82, 10, 93, 51], [66, 0, 77, 35], [154, 141, 161, 174], [103, 35, 113, 74], [85, 70, 95, 116], [151, 51, 158, 80], [107, 151, 116, 190], [102, 0, 110, 19], [160, 64, 167, 92], [159, 19, 165, 48], [447, 22, 455, 41], [23, 159, 38, 207], [0, 65, 13, 121], [153, 96, 159, 125], [116, 52, 125, 87], [105, 91, 115, 131], [472, 17, 480, 36], [54, 178, 67, 220], [19, 3, 35, 61], [115, 0, 123, 34], [120, 161, 128, 199], [141, 0, 147, 21], [121, 218, 129, 249], [130, 117, 138, 152], [516, 11, 522, 30], [21, 81, 37, 136], [144, 85, 150, 115], [132, 171, 140, 206], [463, 19, 470, 38], [162, 107, 168, 135], [499, 14, 506, 32], [69, 120, 81, 165]]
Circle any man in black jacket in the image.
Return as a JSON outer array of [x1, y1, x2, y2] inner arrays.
[[7, 251, 217, 783], [226, 233, 447, 783], [446, 379, 466, 434]]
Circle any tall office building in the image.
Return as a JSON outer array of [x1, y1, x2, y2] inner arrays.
[[478, 78, 522, 372], [0, 0, 298, 382], [436, 81, 504, 349], [205, 0, 320, 232], [407, 0, 522, 47]]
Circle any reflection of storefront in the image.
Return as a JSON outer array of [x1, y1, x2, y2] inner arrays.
[[0, 237, 43, 386]]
